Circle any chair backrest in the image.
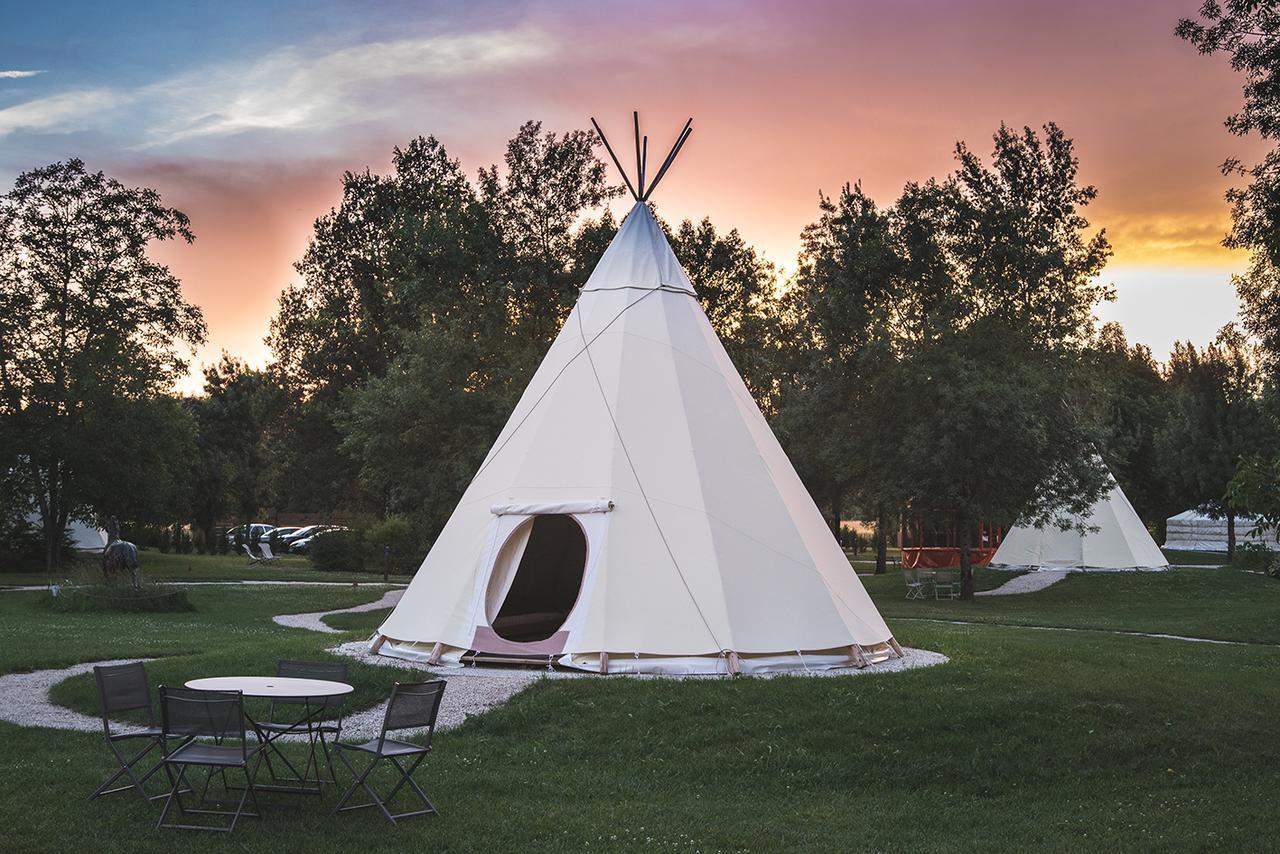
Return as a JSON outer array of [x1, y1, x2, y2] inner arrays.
[[379, 681, 447, 750], [160, 687, 249, 758], [903, 568, 918, 585], [260, 542, 275, 560], [94, 662, 153, 731], [273, 659, 349, 710], [935, 570, 957, 585], [241, 543, 254, 557]]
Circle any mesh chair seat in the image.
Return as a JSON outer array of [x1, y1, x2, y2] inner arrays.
[[166, 741, 260, 767], [108, 724, 165, 740], [257, 719, 340, 735], [343, 737, 429, 757]]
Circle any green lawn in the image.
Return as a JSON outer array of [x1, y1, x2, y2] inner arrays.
[[0, 563, 1277, 852], [0, 550, 413, 586]]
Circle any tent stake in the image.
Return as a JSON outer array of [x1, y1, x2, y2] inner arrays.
[[599, 651, 609, 674], [428, 642, 443, 665]]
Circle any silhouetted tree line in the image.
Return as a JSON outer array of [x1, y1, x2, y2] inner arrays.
[[2, 111, 1275, 589]]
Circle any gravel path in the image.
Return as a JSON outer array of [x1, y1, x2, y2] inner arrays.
[[977, 570, 1070, 596], [272, 589, 404, 634], [0, 658, 152, 732]]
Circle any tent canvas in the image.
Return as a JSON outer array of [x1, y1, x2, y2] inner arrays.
[[1163, 509, 1279, 552], [373, 119, 896, 674], [990, 473, 1169, 572], [24, 513, 108, 551]]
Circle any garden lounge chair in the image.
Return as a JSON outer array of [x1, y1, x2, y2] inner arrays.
[[256, 659, 348, 790], [933, 570, 960, 600], [91, 662, 169, 803], [156, 687, 262, 833], [903, 568, 928, 599], [242, 543, 277, 565], [333, 680, 446, 825]]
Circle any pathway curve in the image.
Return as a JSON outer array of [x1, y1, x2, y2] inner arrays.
[[273, 589, 404, 634], [976, 570, 1069, 597], [898, 617, 1278, 647], [0, 658, 152, 732]]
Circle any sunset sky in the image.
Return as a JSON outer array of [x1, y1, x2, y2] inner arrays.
[[0, 0, 1264, 392]]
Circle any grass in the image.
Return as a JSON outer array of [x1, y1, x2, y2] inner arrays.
[[0, 550, 413, 586], [1, 561, 1278, 851]]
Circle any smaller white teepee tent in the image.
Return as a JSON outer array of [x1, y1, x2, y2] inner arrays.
[[991, 473, 1168, 572]]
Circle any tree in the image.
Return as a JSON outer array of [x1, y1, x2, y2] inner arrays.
[[1160, 324, 1266, 556], [1178, 1, 1280, 547], [1088, 323, 1178, 533], [0, 160, 205, 572], [884, 125, 1112, 598], [778, 183, 903, 573], [188, 355, 285, 546]]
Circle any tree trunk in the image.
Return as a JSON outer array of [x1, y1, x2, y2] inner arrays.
[[829, 495, 842, 539], [874, 503, 888, 574], [1227, 512, 1236, 560], [958, 513, 974, 600]]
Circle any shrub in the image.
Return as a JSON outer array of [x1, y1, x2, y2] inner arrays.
[[365, 515, 418, 574], [309, 529, 367, 573], [44, 583, 194, 613], [1233, 542, 1273, 573]]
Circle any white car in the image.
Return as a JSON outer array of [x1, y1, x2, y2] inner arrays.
[[225, 523, 275, 545]]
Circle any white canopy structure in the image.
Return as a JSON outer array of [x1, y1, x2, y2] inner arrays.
[[372, 116, 898, 675], [24, 513, 107, 551], [1164, 510, 1278, 552], [990, 474, 1169, 572]]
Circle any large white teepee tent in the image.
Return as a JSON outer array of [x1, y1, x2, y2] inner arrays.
[[372, 116, 898, 675], [990, 471, 1168, 572]]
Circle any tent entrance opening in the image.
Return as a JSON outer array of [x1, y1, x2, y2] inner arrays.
[[489, 514, 587, 643]]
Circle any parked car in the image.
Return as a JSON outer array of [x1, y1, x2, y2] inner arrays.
[[278, 525, 328, 547], [224, 523, 275, 546], [261, 526, 300, 543], [288, 525, 348, 555]]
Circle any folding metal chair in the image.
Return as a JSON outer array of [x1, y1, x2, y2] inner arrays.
[[156, 687, 262, 833], [333, 680, 446, 824], [903, 568, 927, 599], [256, 659, 348, 791], [933, 570, 960, 599], [90, 662, 168, 803]]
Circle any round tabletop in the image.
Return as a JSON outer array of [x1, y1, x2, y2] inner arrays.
[[184, 675, 354, 699]]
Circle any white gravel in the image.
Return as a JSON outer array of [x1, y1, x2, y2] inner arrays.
[[977, 570, 1069, 596], [0, 658, 152, 732], [272, 589, 404, 634]]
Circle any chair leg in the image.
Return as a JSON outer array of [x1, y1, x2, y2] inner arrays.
[[332, 750, 396, 824], [92, 737, 164, 802], [386, 754, 437, 819], [156, 764, 190, 830]]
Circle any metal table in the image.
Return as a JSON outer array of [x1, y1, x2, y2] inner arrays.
[[186, 676, 354, 796]]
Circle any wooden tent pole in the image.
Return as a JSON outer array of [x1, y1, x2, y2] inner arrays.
[[590, 117, 638, 200], [633, 111, 644, 198], [642, 119, 693, 201]]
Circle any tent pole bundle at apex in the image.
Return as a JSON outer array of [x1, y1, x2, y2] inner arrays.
[[369, 114, 901, 675]]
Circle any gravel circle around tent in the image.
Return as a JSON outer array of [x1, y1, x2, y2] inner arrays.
[[977, 570, 1070, 596]]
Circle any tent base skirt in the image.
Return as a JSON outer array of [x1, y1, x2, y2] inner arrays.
[[989, 563, 1169, 572], [372, 636, 902, 676]]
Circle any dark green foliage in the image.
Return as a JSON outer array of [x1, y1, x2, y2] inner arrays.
[[1088, 324, 1178, 531], [363, 514, 419, 574], [782, 125, 1113, 595], [1159, 324, 1267, 555], [307, 528, 367, 573], [0, 160, 206, 574], [1178, 1, 1280, 551], [43, 584, 193, 613]]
